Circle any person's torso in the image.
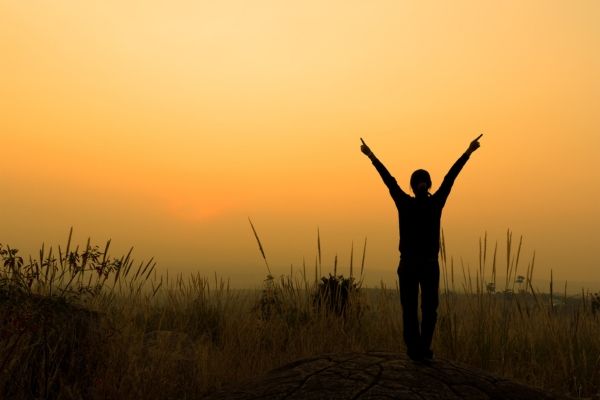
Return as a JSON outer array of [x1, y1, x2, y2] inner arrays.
[[396, 195, 444, 258]]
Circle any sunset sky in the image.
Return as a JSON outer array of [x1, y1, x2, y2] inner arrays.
[[1, 1, 599, 290]]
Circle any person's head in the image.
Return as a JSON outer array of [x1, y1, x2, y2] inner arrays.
[[410, 169, 431, 197]]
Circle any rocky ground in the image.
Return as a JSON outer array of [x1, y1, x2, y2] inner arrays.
[[205, 351, 571, 400]]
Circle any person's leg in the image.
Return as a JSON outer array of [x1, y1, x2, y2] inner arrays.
[[398, 260, 421, 360], [419, 259, 440, 358]]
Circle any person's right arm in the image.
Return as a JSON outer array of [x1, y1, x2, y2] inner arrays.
[[361, 139, 408, 200]]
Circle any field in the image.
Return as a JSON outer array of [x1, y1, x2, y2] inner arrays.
[[1, 229, 599, 399]]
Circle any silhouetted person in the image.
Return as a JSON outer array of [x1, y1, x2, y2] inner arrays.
[[361, 135, 482, 361]]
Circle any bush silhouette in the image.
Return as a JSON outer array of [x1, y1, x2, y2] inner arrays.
[[313, 274, 359, 317]]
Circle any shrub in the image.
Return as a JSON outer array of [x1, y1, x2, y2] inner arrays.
[[313, 273, 360, 317]]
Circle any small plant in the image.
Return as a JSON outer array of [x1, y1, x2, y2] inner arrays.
[[256, 273, 283, 320], [313, 273, 360, 317], [592, 292, 600, 315], [247, 218, 284, 320]]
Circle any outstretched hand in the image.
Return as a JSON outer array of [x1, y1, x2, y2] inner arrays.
[[466, 134, 483, 155], [360, 137, 373, 157]]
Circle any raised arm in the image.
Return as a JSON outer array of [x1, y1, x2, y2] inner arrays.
[[360, 138, 408, 200], [436, 134, 482, 201]]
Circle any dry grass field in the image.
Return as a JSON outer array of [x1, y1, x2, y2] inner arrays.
[[1, 229, 599, 399]]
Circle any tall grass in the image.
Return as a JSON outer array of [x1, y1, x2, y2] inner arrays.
[[1, 228, 599, 399], [438, 230, 600, 397]]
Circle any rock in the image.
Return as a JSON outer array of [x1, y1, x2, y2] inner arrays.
[[205, 351, 571, 400]]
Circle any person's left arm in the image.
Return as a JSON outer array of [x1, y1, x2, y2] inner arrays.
[[436, 134, 482, 200]]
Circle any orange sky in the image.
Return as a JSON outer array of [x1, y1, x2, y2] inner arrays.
[[1, 1, 599, 289]]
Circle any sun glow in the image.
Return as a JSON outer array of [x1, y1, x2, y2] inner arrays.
[[1, 0, 599, 287]]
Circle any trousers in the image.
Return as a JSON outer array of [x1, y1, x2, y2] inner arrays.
[[397, 257, 440, 357]]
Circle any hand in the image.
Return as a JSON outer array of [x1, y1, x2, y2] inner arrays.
[[360, 137, 373, 157], [466, 134, 483, 155]]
